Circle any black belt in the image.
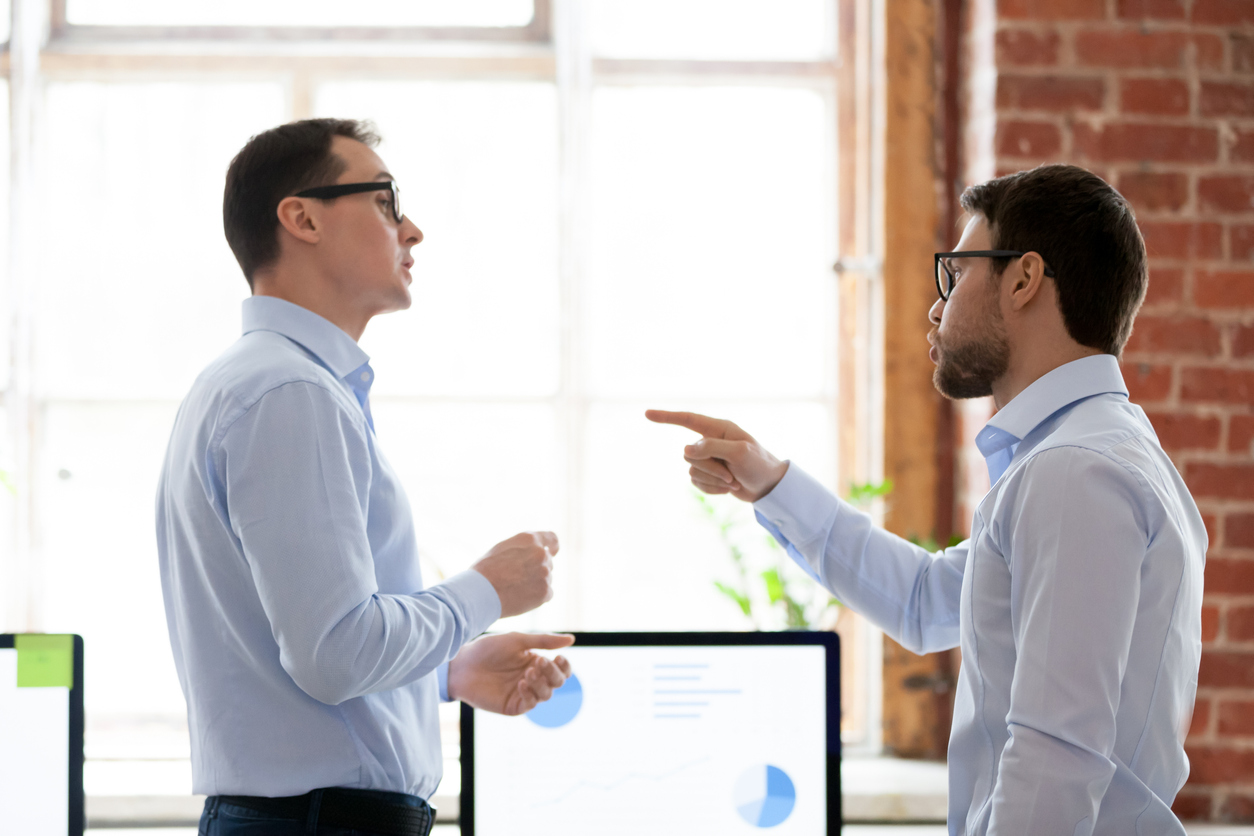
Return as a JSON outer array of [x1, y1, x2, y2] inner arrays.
[[215, 787, 434, 836]]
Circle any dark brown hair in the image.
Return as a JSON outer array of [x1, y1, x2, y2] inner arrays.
[[960, 164, 1147, 356], [223, 118, 380, 287]]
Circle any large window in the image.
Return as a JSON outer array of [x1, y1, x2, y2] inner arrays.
[[0, 0, 881, 818]]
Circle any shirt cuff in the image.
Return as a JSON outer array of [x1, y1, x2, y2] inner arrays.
[[436, 568, 502, 640], [436, 661, 451, 701], [753, 462, 841, 549]]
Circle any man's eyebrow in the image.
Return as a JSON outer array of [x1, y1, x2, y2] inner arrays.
[[374, 171, 393, 181]]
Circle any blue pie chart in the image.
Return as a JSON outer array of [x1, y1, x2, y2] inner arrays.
[[525, 673, 583, 728], [734, 764, 796, 828]]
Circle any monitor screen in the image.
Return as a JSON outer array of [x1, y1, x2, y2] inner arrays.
[[0, 634, 84, 836], [462, 632, 839, 835]]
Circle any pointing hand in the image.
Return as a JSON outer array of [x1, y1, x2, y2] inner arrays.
[[645, 410, 789, 503]]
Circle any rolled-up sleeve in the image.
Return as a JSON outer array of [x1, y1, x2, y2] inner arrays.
[[754, 464, 965, 654], [219, 380, 500, 705], [987, 447, 1149, 836]]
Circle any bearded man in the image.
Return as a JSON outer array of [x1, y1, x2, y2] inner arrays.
[[648, 164, 1206, 836]]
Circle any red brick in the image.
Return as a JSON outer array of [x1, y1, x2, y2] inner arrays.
[[1199, 176, 1254, 213], [1205, 512, 1220, 546], [1123, 361, 1174, 400], [1235, 226, 1254, 261], [1142, 222, 1224, 260], [1144, 267, 1184, 305], [997, 120, 1062, 158], [1208, 557, 1254, 593], [1117, 0, 1187, 17], [1074, 122, 1218, 163], [1076, 30, 1193, 69], [1236, 34, 1254, 74], [1121, 78, 1190, 115], [998, 75, 1105, 112], [1197, 34, 1226, 72], [1230, 607, 1254, 642], [1146, 410, 1221, 449], [1192, 696, 1214, 735], [1229, 511, 1254, 547], [1238, 324, 1254, 358], [1172, 789, 1213, 821], [1187, 742, 1254, 779], [1126, 316, 1221, 355], [996, 29, 1061, 66], [1202, 81, 1254, 118], [999, 0, 1107, 19], [1182, 368, 1254, 403], [1203, 605, 1221, 642], [1219, 699, 1254, 734], [1196, 269, 1254, 308], [1188, 463, 1254, 500], [1220, 794, 1254, 823], [1231, 417, 1254, 456], [1233, 129, 1254, 164], [1119, 171, 1189, 212], [1195, 0, 1254, 25]]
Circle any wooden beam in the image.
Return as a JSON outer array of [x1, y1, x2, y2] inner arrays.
[[879, 0, 952, 761]]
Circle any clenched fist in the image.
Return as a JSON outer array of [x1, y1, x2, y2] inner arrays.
[[472, 531, 558, 618]]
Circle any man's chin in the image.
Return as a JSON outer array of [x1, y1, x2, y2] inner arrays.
[[933, 363, 995, 400]]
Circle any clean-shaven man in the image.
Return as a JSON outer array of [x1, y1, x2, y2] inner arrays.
[[650, 164, 1206, 835], [157, 118, 571, 836]]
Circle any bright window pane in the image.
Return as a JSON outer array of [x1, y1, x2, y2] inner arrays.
[[591, 0, 833, 61], [67, 0, 534, 27], [0, 0, 10, 42], [370, 401, 562, 629], [316, 81, 560, 398], [0, 81, 9, 391], [579, 402, 835, 630], [37, 83, 285, 399], [37, 403, 186, 719], [587, 86, 833, 399]]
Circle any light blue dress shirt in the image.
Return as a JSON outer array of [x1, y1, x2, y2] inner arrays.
[[755, 354, 1206, 836], [156, 296, 501, 799]]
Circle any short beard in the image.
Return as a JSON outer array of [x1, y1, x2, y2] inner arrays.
[[933, 322, 1010, 400]]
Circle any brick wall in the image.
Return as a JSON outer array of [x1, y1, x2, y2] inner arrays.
[[979, 0, 1254, 822]]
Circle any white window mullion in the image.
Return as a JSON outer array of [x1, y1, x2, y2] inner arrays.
[[4, 0, 45, 632], [552, 0, 591, 630]]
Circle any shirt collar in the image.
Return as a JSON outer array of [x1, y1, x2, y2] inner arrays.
[[241, 296, 371, 382], [976, 353, 1129, 461]]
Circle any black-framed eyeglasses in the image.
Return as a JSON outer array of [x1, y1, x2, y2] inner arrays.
[[934, 250, 1055, 301], [293, 180, 403, 224]]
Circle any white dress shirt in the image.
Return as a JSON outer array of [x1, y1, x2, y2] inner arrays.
[[755, 354, 1206, 835], [156, 296, 501, 799]]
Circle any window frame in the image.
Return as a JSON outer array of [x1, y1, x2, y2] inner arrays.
[[49, 0, 553, 44], [1, 2, 886, 806]]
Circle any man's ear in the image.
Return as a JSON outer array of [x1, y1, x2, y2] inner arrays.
[[1007, 251, 1047, 312], [275, 196, 321, 245]]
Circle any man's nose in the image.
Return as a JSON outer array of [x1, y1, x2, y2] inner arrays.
[[928, 296, 944, 325], [400, 217, 423, 245]]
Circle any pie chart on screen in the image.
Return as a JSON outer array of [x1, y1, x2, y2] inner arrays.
[[734, 764, 796, 828], [525, 673, 582, 728]]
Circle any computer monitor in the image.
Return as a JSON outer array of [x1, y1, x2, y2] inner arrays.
[[0, 634, 85, 835], [461, 631, 840, 835]]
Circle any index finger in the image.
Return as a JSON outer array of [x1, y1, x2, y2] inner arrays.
[[644, 409, 731, 438], [517, 632, 576, 651]]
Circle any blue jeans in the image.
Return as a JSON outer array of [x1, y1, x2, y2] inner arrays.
[[199, 790, 432, 836]]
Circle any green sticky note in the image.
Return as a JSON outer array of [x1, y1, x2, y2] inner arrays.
[[15, 634, 73, 688]]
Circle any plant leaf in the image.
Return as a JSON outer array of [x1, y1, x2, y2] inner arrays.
[[714, 581, 752, 618], [847, 479, 894, 506], [760, 568, 785, 605]]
